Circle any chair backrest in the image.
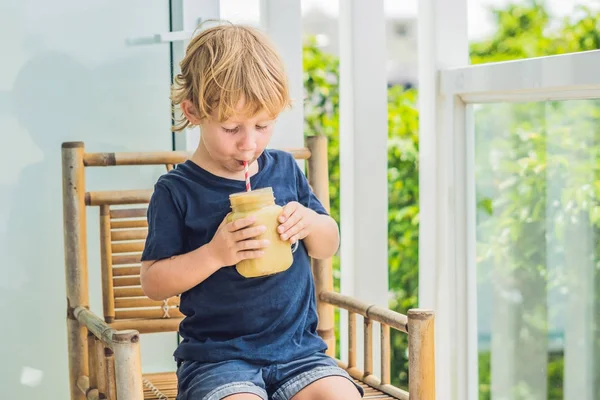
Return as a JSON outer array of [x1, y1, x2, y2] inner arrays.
[[98, 198, 183, 334], [62, 137, 335, 353]]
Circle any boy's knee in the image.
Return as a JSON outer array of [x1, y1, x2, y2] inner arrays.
[[222, 394, 264, 400], [292, 375, 362, 400]]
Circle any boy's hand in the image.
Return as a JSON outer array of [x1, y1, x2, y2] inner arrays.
[[278, 202, 317, 244], [206, 216, 270, 267]]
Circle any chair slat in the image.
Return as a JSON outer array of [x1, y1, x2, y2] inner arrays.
[[115, 297, 179, 309], [112, 241, 145, 253], [115, 308, 184, 320], [83, 148, 310, 167], [381, 324, 391, 385], [348, 312, 357, 368], [113, 266, 141, 276], [113, 276, 141, 287], [100, 205, 115, 322], [112, 253, 142, 265], [112, 229, 148, 241], [110, 208, 148, 219], [86, 190, 152, 206], [111, 219, 148, 229], [110, 318, 182, 334], [364, 317, 373, 377], [95, 338, 108, 395], [114, 287, 145, 297]]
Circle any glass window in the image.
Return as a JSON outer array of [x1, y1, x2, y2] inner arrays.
[[0, 1, 174, 397], [474, 99, 600, 399]]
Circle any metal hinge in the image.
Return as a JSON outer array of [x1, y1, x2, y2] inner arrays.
[[126, 30, 196, 46]]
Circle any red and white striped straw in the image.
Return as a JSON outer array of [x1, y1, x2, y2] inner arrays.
[[244, 161, 251, 191]]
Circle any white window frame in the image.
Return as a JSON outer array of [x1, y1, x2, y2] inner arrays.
[[170, 0, 221, 151], [418, 1, 600, 397], [337, 0, 389, 378]]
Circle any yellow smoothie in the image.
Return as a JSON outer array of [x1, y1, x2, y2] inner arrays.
[[227, 187, 293, 278]]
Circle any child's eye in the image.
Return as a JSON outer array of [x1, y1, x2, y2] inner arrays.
[[223, 127, 239, 134], [256, 125, 268, 131]]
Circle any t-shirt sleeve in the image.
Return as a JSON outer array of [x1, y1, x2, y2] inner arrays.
[[141, 182, 186, 262], [293, 156, 329, 216]]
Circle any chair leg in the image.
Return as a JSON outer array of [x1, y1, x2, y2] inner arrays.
[[105, 347, 117, 399], [67, 317, 88, 399], [113, 330, 144, 400], [62, 142, 89, 399], [408, 309, 436, 400], [95, 337, 109, 396]]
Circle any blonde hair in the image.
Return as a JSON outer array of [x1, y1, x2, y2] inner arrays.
[[171, 22, 291, 131]]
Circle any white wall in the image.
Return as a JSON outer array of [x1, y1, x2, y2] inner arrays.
[[0, 1, 175, 397]]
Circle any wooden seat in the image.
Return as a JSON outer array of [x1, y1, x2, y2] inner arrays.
[[142, 373, 176, 400], [141, 372, 405, 400], [61, 138, 435, 400]]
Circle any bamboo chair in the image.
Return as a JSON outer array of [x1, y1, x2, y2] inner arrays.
[[61, 136, 435, 400]]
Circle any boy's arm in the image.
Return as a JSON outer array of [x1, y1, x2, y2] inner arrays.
[[301, 212, 340, 259], [278, 153, 340, 260], [141, 245, 220, 301], [278, 203, 340, 260]]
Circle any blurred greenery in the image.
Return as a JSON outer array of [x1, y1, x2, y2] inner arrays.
[[302, 0, 600, 396]]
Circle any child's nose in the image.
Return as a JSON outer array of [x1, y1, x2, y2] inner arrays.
[[238, 131, 257, 151]]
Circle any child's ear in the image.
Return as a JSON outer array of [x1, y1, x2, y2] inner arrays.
[[180, 100, 203, 126]]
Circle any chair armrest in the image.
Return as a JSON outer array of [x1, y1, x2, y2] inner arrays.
[[73, 306, 119, 348], [319, 291, 408, 332], [319, 291, 435, 400]]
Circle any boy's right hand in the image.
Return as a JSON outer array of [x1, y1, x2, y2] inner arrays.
[[205, 216, 269, 267]]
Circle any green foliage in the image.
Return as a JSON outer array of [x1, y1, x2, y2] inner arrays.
[[471, 1, 600, 64], [302, 1, 600, 395]]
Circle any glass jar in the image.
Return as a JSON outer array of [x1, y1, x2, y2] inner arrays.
[[226, 187, 293, 278]]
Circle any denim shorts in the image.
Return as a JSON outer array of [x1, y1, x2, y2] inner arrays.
[[176, 351, 364, 400]]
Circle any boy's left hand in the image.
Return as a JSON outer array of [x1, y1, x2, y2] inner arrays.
[[278, 201, 317, 244]]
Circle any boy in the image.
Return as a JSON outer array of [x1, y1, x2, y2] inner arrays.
[[140, 23, 364, 400]]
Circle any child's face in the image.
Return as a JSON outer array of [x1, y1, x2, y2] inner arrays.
[[181, 99, 277, 174], [199, 109, 276, 173]]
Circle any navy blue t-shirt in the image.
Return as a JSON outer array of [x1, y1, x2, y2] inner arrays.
[[141, 149, 329, 364]]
